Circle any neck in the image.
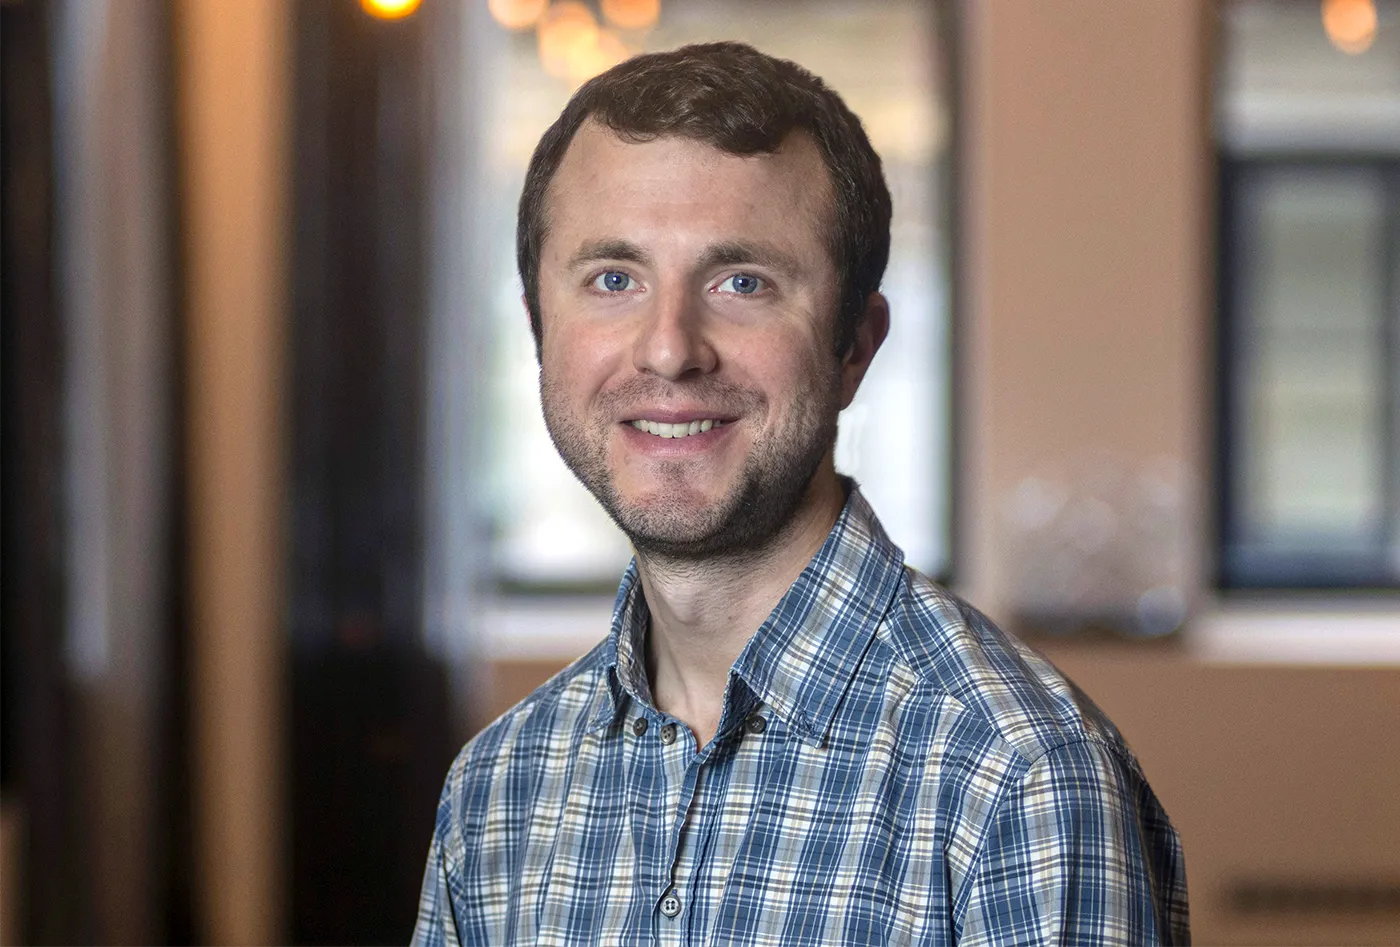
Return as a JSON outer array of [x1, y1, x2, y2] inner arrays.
[[636, 464, 847, 749]]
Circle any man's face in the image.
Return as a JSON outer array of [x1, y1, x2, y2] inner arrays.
[[536, 121, 863, 559]]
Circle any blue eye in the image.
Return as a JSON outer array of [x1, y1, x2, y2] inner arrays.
[[594, 271, 633, 292], [719, 274, 763, 295]]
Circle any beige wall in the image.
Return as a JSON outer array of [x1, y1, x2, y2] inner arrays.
[[959, 0, 1213, 616]]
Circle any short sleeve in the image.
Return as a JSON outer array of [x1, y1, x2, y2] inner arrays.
[[956, 739, 1189, 946]]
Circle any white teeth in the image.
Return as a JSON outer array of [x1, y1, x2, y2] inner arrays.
[[629, 419, 724, 438]]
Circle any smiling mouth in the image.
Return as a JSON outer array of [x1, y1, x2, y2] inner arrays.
[[628, 419, 727, 439]]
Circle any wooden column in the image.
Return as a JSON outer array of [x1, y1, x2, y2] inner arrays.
[[174, 2, 289, 943]]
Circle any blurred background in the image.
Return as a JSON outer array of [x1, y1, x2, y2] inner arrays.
[[1, 0, 1397, 944]]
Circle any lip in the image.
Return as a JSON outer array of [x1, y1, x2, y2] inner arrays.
[[619, 407, 738, 425]]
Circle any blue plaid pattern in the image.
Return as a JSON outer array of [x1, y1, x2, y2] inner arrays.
[[413, 487, 1190, 945]]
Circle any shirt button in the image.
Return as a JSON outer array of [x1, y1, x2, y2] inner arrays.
[[632, 717, 649, 737], [660, 891, 681, 918], [745, 714, 768, 735], [659, 723, 677, 745]]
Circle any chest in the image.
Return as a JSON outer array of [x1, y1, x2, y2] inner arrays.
[[469, 713, 955, 947]]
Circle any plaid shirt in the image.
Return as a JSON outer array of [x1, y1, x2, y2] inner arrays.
[[413, 486, 1190, 946]]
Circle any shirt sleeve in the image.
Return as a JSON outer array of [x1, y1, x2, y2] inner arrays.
[[956, 739, 1190, 946], [410, 777, 464, 947]]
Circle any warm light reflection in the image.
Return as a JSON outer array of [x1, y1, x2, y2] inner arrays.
[[1322, 0, 1377, 54], [538, 2, 600, 79], [566, 28, 630, 84], [601, 0, 660, 31], [490, 0, 549, 31], [361, 0, 421, 20]]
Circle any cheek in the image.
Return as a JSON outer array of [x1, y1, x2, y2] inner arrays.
[[739, 346, 833, 424], [765, 321, 835, 381], [541, 321, 627, 410]]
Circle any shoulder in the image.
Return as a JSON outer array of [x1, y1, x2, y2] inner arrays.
[[872, 571, 1188, 937], [955, 732, 1189, 944], [876, 567, 1136, 771]]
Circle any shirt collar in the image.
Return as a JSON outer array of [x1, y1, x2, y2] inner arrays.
[[731, 483, 905, 746], [585, 563, 648, 734], [586, 481, 907, 746]]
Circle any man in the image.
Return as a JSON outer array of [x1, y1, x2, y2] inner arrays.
[[414, 42, 1189, 946]]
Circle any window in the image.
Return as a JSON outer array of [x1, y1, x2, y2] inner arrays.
[[449, 0, 956, 590], [1216, 0, 1400, 587]]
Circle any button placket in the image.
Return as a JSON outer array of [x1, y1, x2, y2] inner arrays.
[[656, 723, 706, 934]]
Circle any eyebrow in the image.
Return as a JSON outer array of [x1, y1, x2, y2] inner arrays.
[[695, 240, 803, 279], [566, 239, 653, 271]]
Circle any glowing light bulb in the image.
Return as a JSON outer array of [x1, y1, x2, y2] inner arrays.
[[361, 0, 421, 20], [565, 28, 629, 84], [1322, 0, 1377, 54], [601, 0, 660, 31], [489, 0, 548, 31]]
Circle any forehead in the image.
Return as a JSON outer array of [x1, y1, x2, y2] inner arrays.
[[542, 121, 835, 256]]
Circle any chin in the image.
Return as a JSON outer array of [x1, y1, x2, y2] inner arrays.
[[607, 478, 813, 562], [616, 493, 727, 539], [599, 486, 737, 555]]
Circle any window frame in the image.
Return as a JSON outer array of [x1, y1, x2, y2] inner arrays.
[[1215, 153, 1400, 590]]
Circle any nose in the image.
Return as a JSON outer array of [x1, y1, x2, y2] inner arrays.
[[631, 284, 718, 380]]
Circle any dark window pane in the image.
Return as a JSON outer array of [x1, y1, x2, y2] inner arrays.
[[1236, 168, 1388, 551]]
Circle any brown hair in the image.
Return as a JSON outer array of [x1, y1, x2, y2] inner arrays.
[[517, 41, 892, 357]]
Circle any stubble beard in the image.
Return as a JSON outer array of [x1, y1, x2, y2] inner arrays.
[[541, 370, 842, 564]]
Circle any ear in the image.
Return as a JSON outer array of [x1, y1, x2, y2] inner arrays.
[[839, 292, 890, 409], [523, 292, 544, 363]]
